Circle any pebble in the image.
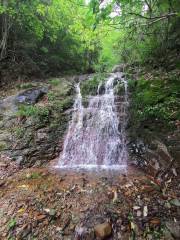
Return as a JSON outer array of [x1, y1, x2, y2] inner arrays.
[[94, 222, 112, 240]]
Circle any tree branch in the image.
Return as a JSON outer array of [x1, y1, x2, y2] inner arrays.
[[127, 12, 178, 20]]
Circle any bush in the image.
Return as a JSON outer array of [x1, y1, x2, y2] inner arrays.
[[17, 105, 50, 123], [130, 72, 180, 126]]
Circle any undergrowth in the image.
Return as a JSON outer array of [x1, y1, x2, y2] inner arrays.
[[129, 69, 180, 129]]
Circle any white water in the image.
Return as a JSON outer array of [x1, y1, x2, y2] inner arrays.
[[57, 72, 128, 170]]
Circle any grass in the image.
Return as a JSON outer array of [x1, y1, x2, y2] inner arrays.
[[48, 78, 61, 86], [16, 82, 36, 90], [16, 105, 50, 123], [26, 172, 42, 179], [130, 70, 180, 128], [8, 218, 16, 230]]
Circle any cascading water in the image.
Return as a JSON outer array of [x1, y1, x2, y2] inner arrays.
[[57, 72, 128, 170]]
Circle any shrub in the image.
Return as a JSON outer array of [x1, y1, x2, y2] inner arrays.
[[17, 105, 50, 123]]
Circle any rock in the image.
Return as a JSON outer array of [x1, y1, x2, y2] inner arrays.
[[163, 228, 174, 240], [112, 64, 126, 73], [0, 162, 8, 168], [44, 208, 56, 217], [94, 222, 112, 239], [36, 128, 48, 141], [15, 87, 48, 105], [154, 140, 172, 163], [0, 87, 48, 117], [0, 96, 18, 116], [75, 226, 95, 240], [16, 156, 23, 165], [0, 180, 6, 187], [166, 221, 180, 239]]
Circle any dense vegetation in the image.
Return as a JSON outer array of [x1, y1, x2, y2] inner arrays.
[[0, 1, 180, 126], [1, 1, 180, 79], [0, 0, 101, 85]]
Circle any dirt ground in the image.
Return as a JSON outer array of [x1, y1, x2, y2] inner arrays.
[[0, 159, 180, 240]]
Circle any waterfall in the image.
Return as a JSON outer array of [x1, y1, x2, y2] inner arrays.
[[57, 72, 128, 170]]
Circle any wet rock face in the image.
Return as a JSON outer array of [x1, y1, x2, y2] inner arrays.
[[112, 63, 126, 73], [0, 79, 74, 167], [128, 138, 175, 176]]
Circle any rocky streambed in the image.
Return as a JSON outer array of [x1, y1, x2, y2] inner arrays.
[[0, 163, 180, 240]]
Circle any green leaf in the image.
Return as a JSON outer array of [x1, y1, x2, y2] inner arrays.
[[8, 218, 16, 230], [170, 199, 180, 207]]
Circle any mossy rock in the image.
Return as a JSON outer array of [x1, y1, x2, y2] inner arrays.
[[0, 141, 7, 151], [80, 73, 108, 97]]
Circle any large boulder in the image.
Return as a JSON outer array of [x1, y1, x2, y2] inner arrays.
[[128, 138, 175, 176], [15, 87, 48, 105], [0, 80, 74, 167], [0, 87, 48, 117]]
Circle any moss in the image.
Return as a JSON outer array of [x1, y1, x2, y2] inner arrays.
[[130, 70, 180, 129], [14, 127, 26, 139], [0, 141, 7, 151], [17, 105, 50, 124], [80, 73, 107, 96], [50, 96, 74, 113], [48, 78, 61, 86], [16, 82, 37, 89]]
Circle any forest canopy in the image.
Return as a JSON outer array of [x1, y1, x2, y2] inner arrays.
[[0, 0, 180, 85]]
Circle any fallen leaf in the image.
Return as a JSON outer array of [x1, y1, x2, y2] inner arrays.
[[36, 215, 47, 221], [150, 218, 161, 226], [143, 206, 148, 217], [133, 206, 140, 210], [17, 208, 25, 214]]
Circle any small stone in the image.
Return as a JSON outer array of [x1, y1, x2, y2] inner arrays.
[[49, 209, 56, 216], [137, 210, 142, 217], [0, 162, 8, 168], [94, 222, 112, 239]]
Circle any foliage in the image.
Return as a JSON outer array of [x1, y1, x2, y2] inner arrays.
[[88, 0, 180, 66], [26, 172, 42, 179], [17, 105, 50, 123], [14, 127, 26, 138], [48, 78, 61, 86], [8, 218, 16, 230], [50, 97, 74, 112], [16, 83, 36, 90], [130, 71, 180, 126], [0, 0, 101, 84]]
